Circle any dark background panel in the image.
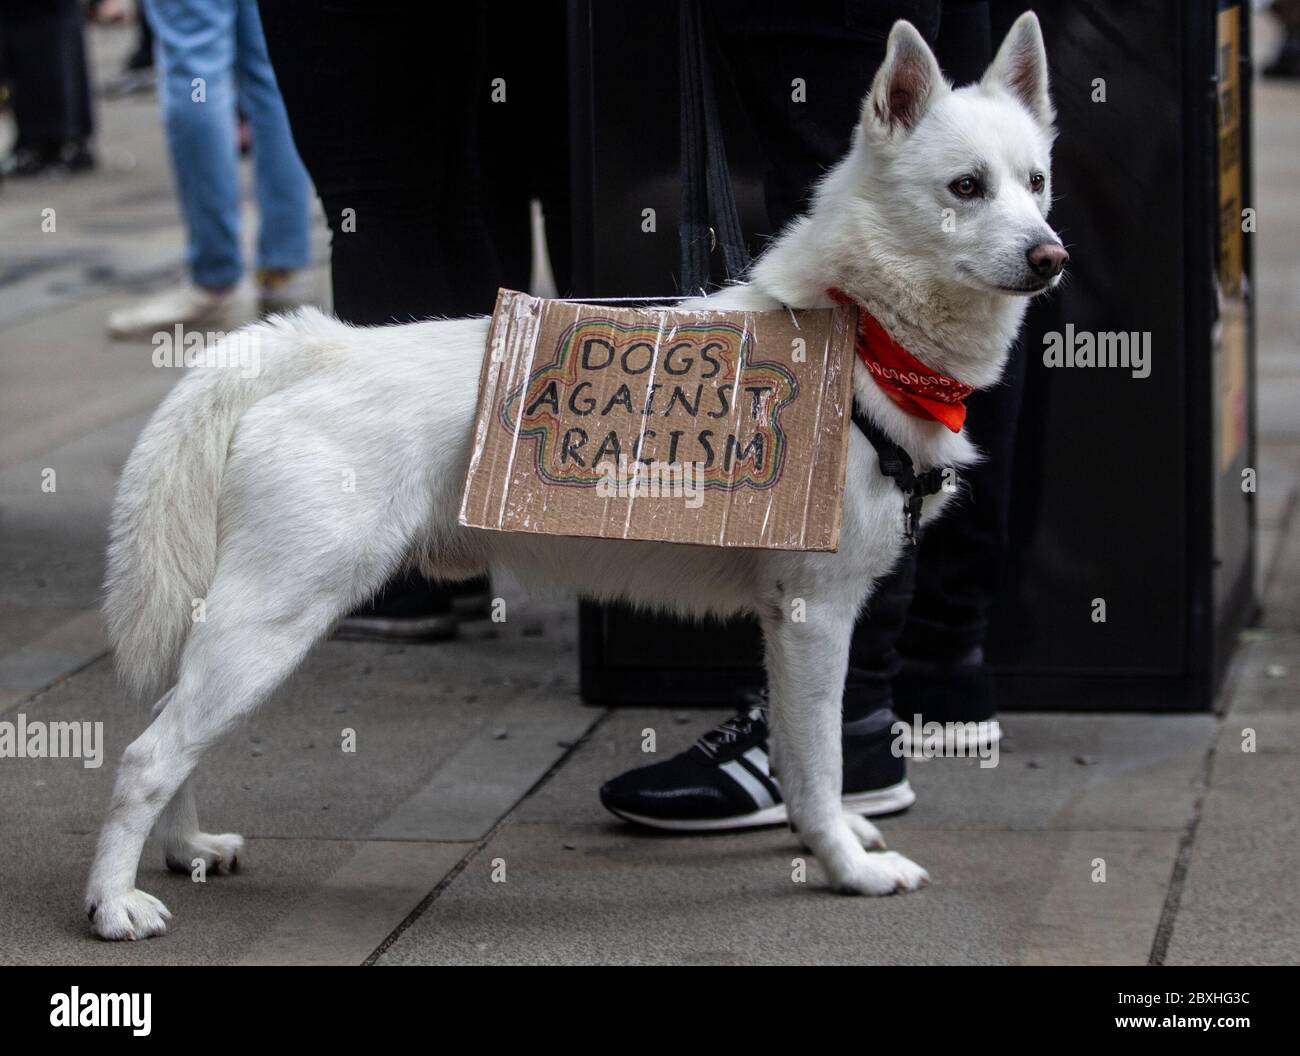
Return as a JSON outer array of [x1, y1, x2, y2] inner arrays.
[[990, 0, 1191, 677]]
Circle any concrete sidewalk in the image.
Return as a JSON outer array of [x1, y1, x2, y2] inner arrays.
[[0, 23, 1296, 966]]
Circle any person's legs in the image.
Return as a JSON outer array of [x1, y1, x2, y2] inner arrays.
[[69, 1, 94, 148], [715, 1, 1001, 725], [850, 2, 1013, 732], [711, 1, 951, 724], [709, 0, 904, 232], [0, 0, 96, 174], [601, 1, 1012, 829], [478, 0, 572, 295], [259, 1, 499, 637], [602, 2, 916, 830], [842, 554, 917, 718], [904, 347, 1027, 662], [144, 0, 242, 290], [132, 7, 155, 71], [232, 0, 310, 280], [854, 1, 1011, 730], [259, 1, 498, 325], [106, 0, 256, 337], [894, 338, 1027, 723], [102, 4, 157, 99]]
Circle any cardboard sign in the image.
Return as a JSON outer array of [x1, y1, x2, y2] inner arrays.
[[459, 289, 857, 551]]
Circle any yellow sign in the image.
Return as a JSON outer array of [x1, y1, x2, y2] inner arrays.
[[1216, 5, 1247, 473], [1217, 5, 1243, 297]]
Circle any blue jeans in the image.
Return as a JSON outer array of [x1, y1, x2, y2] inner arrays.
[[144, 0, 310, 289]]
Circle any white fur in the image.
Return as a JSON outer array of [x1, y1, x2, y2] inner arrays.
[[86, 14, 1061, 940]]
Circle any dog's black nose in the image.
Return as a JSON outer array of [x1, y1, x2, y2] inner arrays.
[[1026, 242, 1069, 278]]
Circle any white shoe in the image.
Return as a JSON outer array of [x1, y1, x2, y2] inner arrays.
[[107, 281, 255, 339]]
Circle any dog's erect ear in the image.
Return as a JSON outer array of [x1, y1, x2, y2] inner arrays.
[[982, 11, 1054, 126], [864, 21, 947, 137]]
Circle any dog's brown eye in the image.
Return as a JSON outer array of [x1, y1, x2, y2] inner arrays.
[[950, 176, 980, 198], [1030, 172, 1046, 193]]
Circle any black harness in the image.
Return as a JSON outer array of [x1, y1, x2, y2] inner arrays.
[[851, 407, 948, 545]]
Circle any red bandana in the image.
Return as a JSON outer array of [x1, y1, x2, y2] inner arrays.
[[827, 288, 972, 433]]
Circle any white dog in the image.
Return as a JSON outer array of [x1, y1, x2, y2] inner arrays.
[[86, 14, 1064, 939]]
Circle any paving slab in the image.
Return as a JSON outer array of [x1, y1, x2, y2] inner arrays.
[[237, 840, 474, 966], [375, 823, 1179, 965], [0, 600, 595, 963], [0, 610, 105, 711], [371, 689, 597, 842], [0, 831, 357, 966], [378, 707, 1207, 965], [0, 413, 152, 614], [1165, 634, 1300, 966], [0, 610, 584, 841], [1164, 718, 1300, 965], [1259, 491, 1300, 631]]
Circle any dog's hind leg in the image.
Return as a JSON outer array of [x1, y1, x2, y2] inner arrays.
[[86, 604, 340, 939], [86, 540, 400, 939], [762, 600, 928, 896], [87, 435, 421, 939], [129, 689, 242, 877], [157, 777, 245, 877]]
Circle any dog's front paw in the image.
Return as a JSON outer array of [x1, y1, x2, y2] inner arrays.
[[86, 888, 172, 941], [164, 832, 244, 875], [843, 813, 886, 849], [830, 849, 930, 896], [802, 822, 929, 896]]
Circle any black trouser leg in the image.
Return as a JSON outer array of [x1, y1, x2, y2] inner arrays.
[[258, 1, 502, 324], [710, 0, 910, 230], [0, 0, 95, 150], [843, 554, 918, 718], [128, 7, 155, 73], [259, 2, 504, 624], [477, 1, 573, 295], [710, 0, 1007, 719], [899, 339, 1028, 664]]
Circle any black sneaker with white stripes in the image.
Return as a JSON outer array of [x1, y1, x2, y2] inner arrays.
[[599, 704, 914, 831]]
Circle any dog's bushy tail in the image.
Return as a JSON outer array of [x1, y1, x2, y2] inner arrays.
[[104, 307, 347, 700]]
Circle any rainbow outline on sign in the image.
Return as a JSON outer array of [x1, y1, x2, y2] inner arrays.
[[498, 316, 799, 491]]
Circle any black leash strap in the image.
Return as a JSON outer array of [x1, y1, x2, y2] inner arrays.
[[679, 0, 751, 293], [851, 407, 947, 544]]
